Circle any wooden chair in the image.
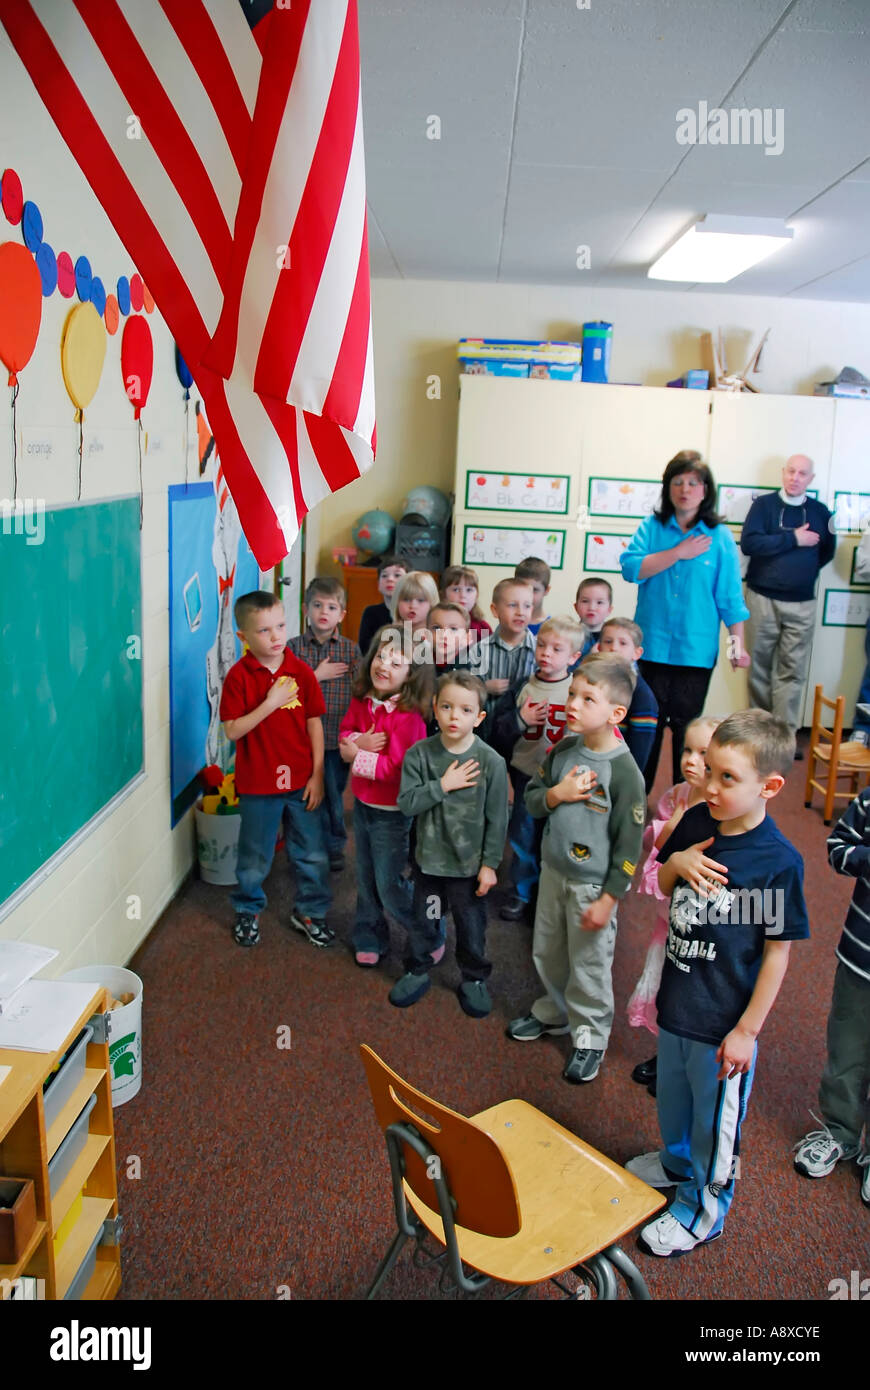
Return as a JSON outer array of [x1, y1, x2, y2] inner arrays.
[[360, 1045, 665, 1301], [804, 684, 870, 825]]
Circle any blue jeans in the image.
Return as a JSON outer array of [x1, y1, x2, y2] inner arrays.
[[406, 871, 490, 981], [321, 748, 350, 857], [854, 619, 870, 737], [656, 1026, 757, 1240], [352, 801, 415, 954], [231, 791, 330, 919], [508, 770, 543, 903]]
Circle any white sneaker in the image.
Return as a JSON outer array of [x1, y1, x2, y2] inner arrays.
[[793, 1124, 858, 1178], [859, 1153, 870, 1209], [638, 1211, 721, 1258], [625, 1152, 681, 1189]]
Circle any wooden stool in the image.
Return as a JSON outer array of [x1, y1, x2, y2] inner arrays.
[[804, 684, 870, 825]]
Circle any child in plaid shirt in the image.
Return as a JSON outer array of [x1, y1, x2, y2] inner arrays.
[[288, 577, 361, 872]]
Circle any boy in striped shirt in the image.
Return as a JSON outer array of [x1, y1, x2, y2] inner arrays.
[[595, 618, 659, 778], [793, 786, 870, 1208]]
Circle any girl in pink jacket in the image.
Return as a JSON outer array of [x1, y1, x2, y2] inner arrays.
[[339, 625, 433, 967]]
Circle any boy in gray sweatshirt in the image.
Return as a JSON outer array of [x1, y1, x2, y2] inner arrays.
[[394, 671, 509, 1017], [507, 655, 646, 1083]]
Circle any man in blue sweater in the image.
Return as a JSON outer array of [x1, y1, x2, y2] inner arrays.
[[741, 456, 836, 747]]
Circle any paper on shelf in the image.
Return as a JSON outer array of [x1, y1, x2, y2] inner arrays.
[[0, 942, 59, 1013], [0, 981, 98, 1052]]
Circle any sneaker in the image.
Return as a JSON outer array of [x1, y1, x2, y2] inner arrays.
[[562, 1047, 603, 1084], [638, 1211, 721, 1259], [499, 895, 528, 921], [458, 979, 491, 1018], [233, 913, 260, 947], [631, 1055, 658, 1086], [288, 909, 335, 948], [625, 1152, 682, 1189], [505, 1012, 570, 1042], [849, 730, 869, 747], [859, 1154, 870, 1208], [329, 853, 346, 873], [431, 943, 446, 966], [354, 950, 381, 967], [388, 972, 431, 1008], [793, 1123, 859, 1178]]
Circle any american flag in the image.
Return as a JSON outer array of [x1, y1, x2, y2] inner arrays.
[[0, 0, 375, 569]]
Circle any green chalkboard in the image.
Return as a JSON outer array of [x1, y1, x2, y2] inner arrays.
[[0, 498, 144, 912]]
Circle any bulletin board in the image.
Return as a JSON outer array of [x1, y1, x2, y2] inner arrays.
[[463, 471, 570, 514], [583, 532, 631, 573], [462, 525, 565, 569], [822, 589, 870, 628], [0, 498, 144, 915], [717, 484, 819, 527]]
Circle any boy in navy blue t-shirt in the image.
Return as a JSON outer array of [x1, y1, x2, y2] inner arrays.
[[627, 710, 809, 1257]]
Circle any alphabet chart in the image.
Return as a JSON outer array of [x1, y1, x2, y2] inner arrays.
[[822, 588, 870, 628], [587, 477, 661, 518], [462, 525, 565, 569], [464, 471, 570, 514], [583, 532, 631, 573]]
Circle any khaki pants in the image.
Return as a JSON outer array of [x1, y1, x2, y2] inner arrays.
[[531, 865, 619, 1051], [745, 588, 816, 734]]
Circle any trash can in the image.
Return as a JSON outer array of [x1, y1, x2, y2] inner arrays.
[[60, 965, 143, 1106], [194, 802, 241, 885]]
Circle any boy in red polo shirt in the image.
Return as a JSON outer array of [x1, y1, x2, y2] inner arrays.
[[220, 591, 332, 948]]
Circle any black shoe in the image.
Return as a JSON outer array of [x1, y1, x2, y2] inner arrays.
[[647, 1076, 657, 1098], [794, 749, 804, 762], [631, 1054, 658, 1086], [499, 895, 529, 921], [233, 913, 260, 947]]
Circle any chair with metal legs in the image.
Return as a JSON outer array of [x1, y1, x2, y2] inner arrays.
[[360, 1045, 665, 1301]]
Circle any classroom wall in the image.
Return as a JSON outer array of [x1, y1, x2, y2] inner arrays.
[[309, 276, 870, 591], [0, 39, 197, 970]]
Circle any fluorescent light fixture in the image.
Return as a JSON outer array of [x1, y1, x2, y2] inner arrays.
[[648, 215, 794, 283]]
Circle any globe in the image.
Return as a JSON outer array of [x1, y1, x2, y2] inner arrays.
[[352, 509, 395, 556], [401, 485, 451, 528]]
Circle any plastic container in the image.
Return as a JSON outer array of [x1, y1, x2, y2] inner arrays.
[[48, 1093, 97, 1199], [195, 802, 241, 885], [60, 967, 143, 1106], [581, 322, 613, 383], [43, 1026, 93, 1131], [64, 1226, 102, 1300]]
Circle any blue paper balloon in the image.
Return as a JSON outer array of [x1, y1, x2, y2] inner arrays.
[[74, 254, 92, 302], [116, 275, 131, 316], [90, 275, 107, 317], [175, 344, 194, 396], [36, 241, 57, 296], [22, 200, 43, 252]]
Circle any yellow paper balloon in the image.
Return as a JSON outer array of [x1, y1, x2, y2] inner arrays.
[[61, 302, 107, 421]]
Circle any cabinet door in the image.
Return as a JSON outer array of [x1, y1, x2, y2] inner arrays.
[[579, 384, 713, 503], [707, 392, 836, 495]]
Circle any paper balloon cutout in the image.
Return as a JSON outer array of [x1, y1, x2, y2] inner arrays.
[[0, 241, 42, 385], [61, 302, 106, 420], [90, 276, 107, 318], [56, 251, 75, 297], [104, 293, 120, 335], [74, 254, 92, 302], [121, 314, 153, 419], [116, 275, 130, 316], [175, 344, 193, 397], [129, 274, 143, 312], [36, 241, 57, 296], [22, 201, 43, 253], [1, 169, 23, 224]]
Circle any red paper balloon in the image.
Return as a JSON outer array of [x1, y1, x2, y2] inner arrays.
[[0, 241, 42, 385], [121, 313, 153, 419]]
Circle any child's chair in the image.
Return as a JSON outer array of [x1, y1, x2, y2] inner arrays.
[[359, 1044, 665, 1301], [804, 684, 870, 824]]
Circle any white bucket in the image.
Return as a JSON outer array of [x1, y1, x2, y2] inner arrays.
[[61, 966, 143, 1106], [194, 804, 241, 885]]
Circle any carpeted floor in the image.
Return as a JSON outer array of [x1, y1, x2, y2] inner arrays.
[[114, 732, 869, 1301]]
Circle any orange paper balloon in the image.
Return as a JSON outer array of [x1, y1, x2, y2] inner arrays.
[[104, 292, 120, 335], [0, 241, 42, 385]]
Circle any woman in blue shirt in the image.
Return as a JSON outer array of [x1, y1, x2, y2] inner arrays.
[[620, 451, 750, 791]]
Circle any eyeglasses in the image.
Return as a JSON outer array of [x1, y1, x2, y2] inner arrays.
[[779, 506, 806, 529]]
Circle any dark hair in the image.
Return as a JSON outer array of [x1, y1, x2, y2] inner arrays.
[[234, 589, 282, 628], [352, 625, 431, 715], [574, 653, 636, 709], [576, 575, 613, 604], [440, 564, 484, 622], [654, 451, 723, 528], [515, 556, 551, 587], [435, 669, 487, 710], [377, 554, 409, 576], [710, 709, 794, 779], [304, 576, 346, 606]]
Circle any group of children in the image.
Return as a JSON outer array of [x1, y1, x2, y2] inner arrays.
[[218, 551, 869, 1258]]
